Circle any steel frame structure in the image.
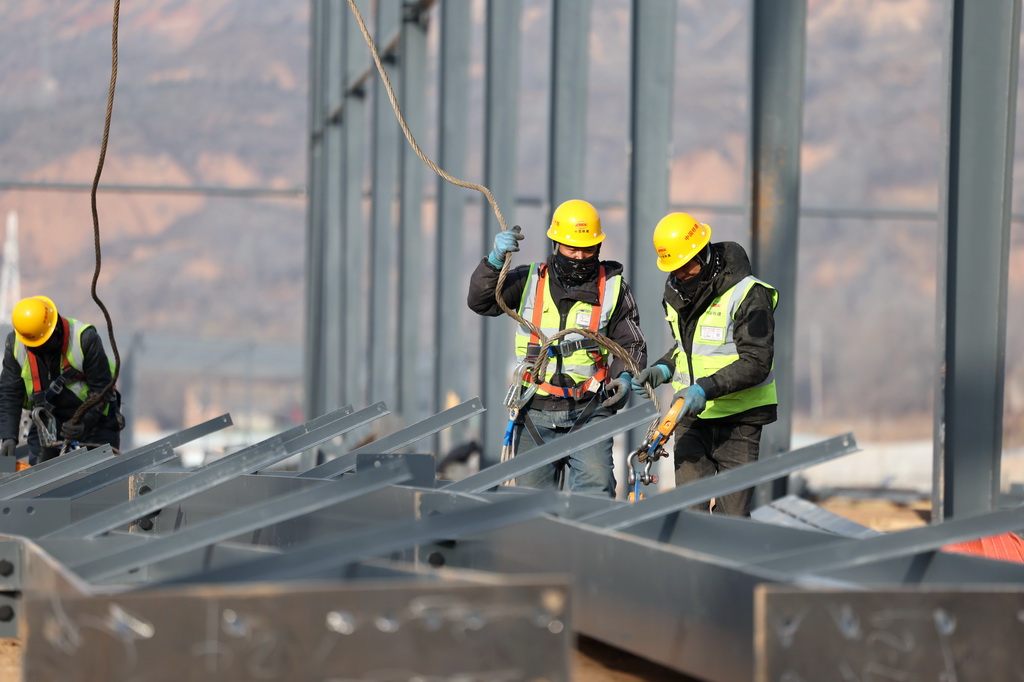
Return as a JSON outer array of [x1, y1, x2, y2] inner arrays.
[[1, 401, 1022, 680]]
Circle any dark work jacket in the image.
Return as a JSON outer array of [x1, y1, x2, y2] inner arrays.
[[654, 241, 777, 426], [0, 324, 121, 449], [468, 255, 648, 411]]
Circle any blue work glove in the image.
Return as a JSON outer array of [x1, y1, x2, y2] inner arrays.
[[60, 420, 86, 442], [487, 225, 524, 268], [675, 384, 707, 417], [601, 372, 632, 409], [630, 364, 672, 396]]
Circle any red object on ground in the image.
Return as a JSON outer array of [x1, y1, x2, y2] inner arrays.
[[943, 532, 1024, 563]]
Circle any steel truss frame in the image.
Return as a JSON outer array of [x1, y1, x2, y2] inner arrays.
[[0, 402, 1021, 680]]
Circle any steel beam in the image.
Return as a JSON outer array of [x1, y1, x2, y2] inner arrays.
[[396, 1, 429, 419], [0, 446, 115, 500], [298, 397, 484, 478], [43, 404, 389, 539], [934, 0, 1020, 519], [164, 490, 561, 584], [547, 0, 589, 205], [754, 503, 1024, 575], [342, 0, 371, 413], [581, 433, 857, 530], [748, 0, 807, 507], [433, 0, 473, 448], [441, 402, 658, 493], [626, 0, 676, 451], [368, 0, 403, 408], [31, 443, 176, 500], [70, 459, 413, 582], [479, 0, 522, 468]]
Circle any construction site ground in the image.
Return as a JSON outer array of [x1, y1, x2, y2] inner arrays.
[[0, 495, 928, 682]]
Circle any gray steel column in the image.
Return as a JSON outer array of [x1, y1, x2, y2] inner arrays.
[[307, 0, 348, 436], [342, 1, 370, 412], [748, 0, 806, 507], [626, 0, 676, 448], [304, 0, 329, 436], [934, 0, 1020, 519], [547, 0, 590, 206], [368, 0, 403, 406], [479, 0, 522, 467], [433, 0, 472, 452], [396, 4, 429, 419]]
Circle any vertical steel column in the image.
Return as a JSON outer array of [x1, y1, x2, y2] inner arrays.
[[396, 3, 429, 418], [748, 0, 806, 507], [307, 0, 348, 431], [342, 2, 370, 412], [302, 0, 327, 469], [547, 0, 590, 206], [368, 0, 403, 406], [480, 0, 522, 466], [626, 0, 676, 449], [934, 0, 1019, 519], [433, 1, 472, 441]]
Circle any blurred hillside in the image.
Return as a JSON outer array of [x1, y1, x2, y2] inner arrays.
[[0, 0, 1022, 442]]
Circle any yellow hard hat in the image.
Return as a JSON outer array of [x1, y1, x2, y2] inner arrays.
[[12, 296, 59, 347], [546, 199, 605, 247], [653, 213, 712, 272]]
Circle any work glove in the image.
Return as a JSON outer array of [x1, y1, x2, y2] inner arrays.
[[675, 384, 707, 417], [487, 225, 524, 268], [0, 439, 15, 458], [60, 420, 86, 442], [630, 364, 672, 396], [601, 372, 632, 409]]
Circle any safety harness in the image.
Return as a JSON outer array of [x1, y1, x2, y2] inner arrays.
[[518, 264, 608, 399]]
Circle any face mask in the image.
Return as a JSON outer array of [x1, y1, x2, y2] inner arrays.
[[552, 250, 600, 287]]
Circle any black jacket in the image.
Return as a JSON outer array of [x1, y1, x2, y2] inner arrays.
[[468, 255, 648, 410], [0, 322, 120, 441], [654, 242, 777, 425]]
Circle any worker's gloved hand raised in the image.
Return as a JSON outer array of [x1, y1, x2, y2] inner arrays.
[[0, 439, 15, 458], [630, 364, 672, 396], [601, 372, 632, 409], [675, 384, 707, 417], [60, 420, 86, 442], [487, 225, 524, 268]]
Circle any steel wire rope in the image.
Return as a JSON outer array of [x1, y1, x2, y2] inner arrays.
[[345, 0, 662, 447], [70, 0, 122, 429]]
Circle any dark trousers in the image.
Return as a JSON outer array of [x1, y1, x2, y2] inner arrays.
[[673, 421, 763, 516]]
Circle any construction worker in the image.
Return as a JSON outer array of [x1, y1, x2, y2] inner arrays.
[[631, 213, 777, 516], [0, 296, 123, 464], [468, 199, 647, 496]]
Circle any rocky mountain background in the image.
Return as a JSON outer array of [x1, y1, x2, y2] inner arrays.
[[0, 0, 1022, 444]]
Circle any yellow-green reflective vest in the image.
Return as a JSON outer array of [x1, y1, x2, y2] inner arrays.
[[13, 318, 114, 414], [666, 275, 778, 419], [515, 264, 621, 397]]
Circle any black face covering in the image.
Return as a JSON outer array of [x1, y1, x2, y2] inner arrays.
[[551, 250, 600, 287]]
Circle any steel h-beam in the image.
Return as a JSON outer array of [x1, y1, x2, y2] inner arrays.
[[479, 0, 522, 468], [433, 0, 472, 450], [934, 0, 1020, 519], [626, 0, 677, 452], [748, 0, 807, 507]]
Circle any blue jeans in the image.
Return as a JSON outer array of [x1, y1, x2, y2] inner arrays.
[[513, 403, 616, 497], [674, 421, 762, 516]]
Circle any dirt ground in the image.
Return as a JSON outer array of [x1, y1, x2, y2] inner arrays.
[[0, 498, 926, 682]]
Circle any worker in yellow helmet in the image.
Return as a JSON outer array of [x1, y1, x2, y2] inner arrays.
[[468, 199, 647, 496], [0, 296, 124, 464], [631, 213, 778, 516]]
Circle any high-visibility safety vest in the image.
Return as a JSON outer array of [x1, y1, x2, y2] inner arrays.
[[666, 275, 778, 419], [13, 317, 114, 414], [515, 263, 621, 399]]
